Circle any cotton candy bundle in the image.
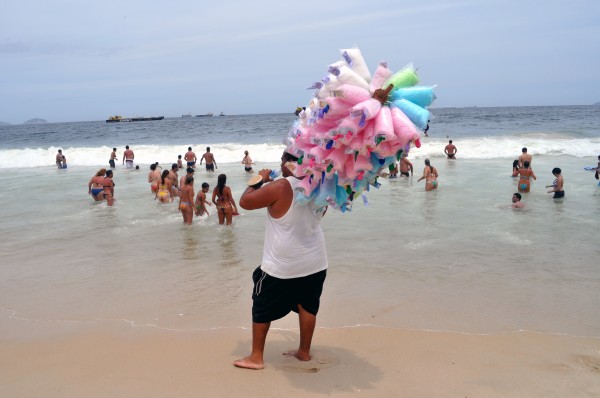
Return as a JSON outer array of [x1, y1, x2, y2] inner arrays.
[[284, 48, 436, 212]]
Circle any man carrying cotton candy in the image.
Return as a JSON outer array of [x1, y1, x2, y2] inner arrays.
[[234, 151, 328, 370]]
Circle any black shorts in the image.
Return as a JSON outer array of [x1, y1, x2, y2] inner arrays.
[[400, 171, 409, 177], [206, 164, 214, 171], [553, 191, 565, 199], [251, 266, 327, 323], [245, 167, 253, 172]]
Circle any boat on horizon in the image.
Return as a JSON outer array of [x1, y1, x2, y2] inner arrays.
[[182, 113, 192, 118], [195, 113, 213, 117], [106, 115, 164, 123], [219, 112, 225, 116]]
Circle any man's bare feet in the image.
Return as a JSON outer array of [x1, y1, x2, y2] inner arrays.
[[283, 350, 310, 361], [233, 356, 264, 370]]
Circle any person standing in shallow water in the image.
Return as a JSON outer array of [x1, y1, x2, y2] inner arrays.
[[148, 163, 161, 193], [517, 160, 536, 193], [88, 168, 106, 201], [234, 151, 328, 370], [546, 167, 565, 199], [56, 149, 66, 169], [417, 159, 438, 191], [444, 140, 457, 159], [103, 170, 115, 206], [200, 147, 217, 172], [242, 150, 255, 173], [184, 147, 196, 169], [211, 174, 238, 225], [122, 145, 134, 168], [155, 170, 172, 203], [179, 175, 195, 224], [195, 182, 211, 217], [109, 148, 118, 168], [399, 153, 413, 177], [518, 147, 532, 168], [512, 159, 520, 177]]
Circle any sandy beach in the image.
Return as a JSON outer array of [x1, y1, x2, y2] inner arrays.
[[1, 110, 599, 397], [1, 312, 599, 397]]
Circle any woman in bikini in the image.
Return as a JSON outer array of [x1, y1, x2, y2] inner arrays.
[[103, 170, 115, 206], [179, 175, 195, 224], [517, 160, 536, 193], [417, 159, 439, 191], [212, 173, 238, 225], [148, 163, 161, 193], [155, 170, 173, 203], [88, 168, 106, 201]]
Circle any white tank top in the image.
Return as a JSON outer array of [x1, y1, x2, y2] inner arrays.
[[261, 177, 328, 279]]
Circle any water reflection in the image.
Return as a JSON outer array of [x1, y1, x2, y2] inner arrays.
[[216, 226, 242, 268]]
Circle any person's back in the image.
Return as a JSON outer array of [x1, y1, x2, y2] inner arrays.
[[123, 146, 134, 168], [262, 176, 327, 278], [517, 161, 536, 192], [203, 152, 214, 164], [201, 147, 217, 171], [519, 148, 532, 168], [109, 148, 118, 168], [184, 148, 196, 167], [235, 154, 328, 370], [444, 140, 457, 158]]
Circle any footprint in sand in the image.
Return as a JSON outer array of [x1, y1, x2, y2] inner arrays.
[[577, 355, 600, 373], [274, 350, 338, 373]]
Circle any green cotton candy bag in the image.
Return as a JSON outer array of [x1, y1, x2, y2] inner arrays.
[[384, 67, 419, 89]]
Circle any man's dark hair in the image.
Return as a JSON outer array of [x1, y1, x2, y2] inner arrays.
[[282, 152, 299, 163], [201, 182, 209, 189], [514, 192, 521, 200]]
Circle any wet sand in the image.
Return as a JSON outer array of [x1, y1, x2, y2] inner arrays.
[[1, 311, 599, 397]]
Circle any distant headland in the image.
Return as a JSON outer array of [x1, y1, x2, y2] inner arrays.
[[23, 118, 48, 124]]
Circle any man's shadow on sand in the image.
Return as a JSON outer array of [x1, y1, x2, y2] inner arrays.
[[232, 329, 383, 394]]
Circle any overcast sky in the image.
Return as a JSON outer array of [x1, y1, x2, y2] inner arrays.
[[1, 0, 599, 124]]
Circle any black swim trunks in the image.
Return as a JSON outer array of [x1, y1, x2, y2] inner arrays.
[[553, 191, 565, 199], [400, 171, 410, 177], [251, 266, 327, 323], [206, 164, 214, 171], [245, 167, 253, 172]]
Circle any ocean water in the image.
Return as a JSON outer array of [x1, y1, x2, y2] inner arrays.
[[1, 106, 599, 337]]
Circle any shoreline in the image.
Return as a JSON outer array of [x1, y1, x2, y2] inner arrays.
[[1, 314, 599, 397]]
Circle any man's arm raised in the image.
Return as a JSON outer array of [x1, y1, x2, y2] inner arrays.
[[240, 170, 293, 218]]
